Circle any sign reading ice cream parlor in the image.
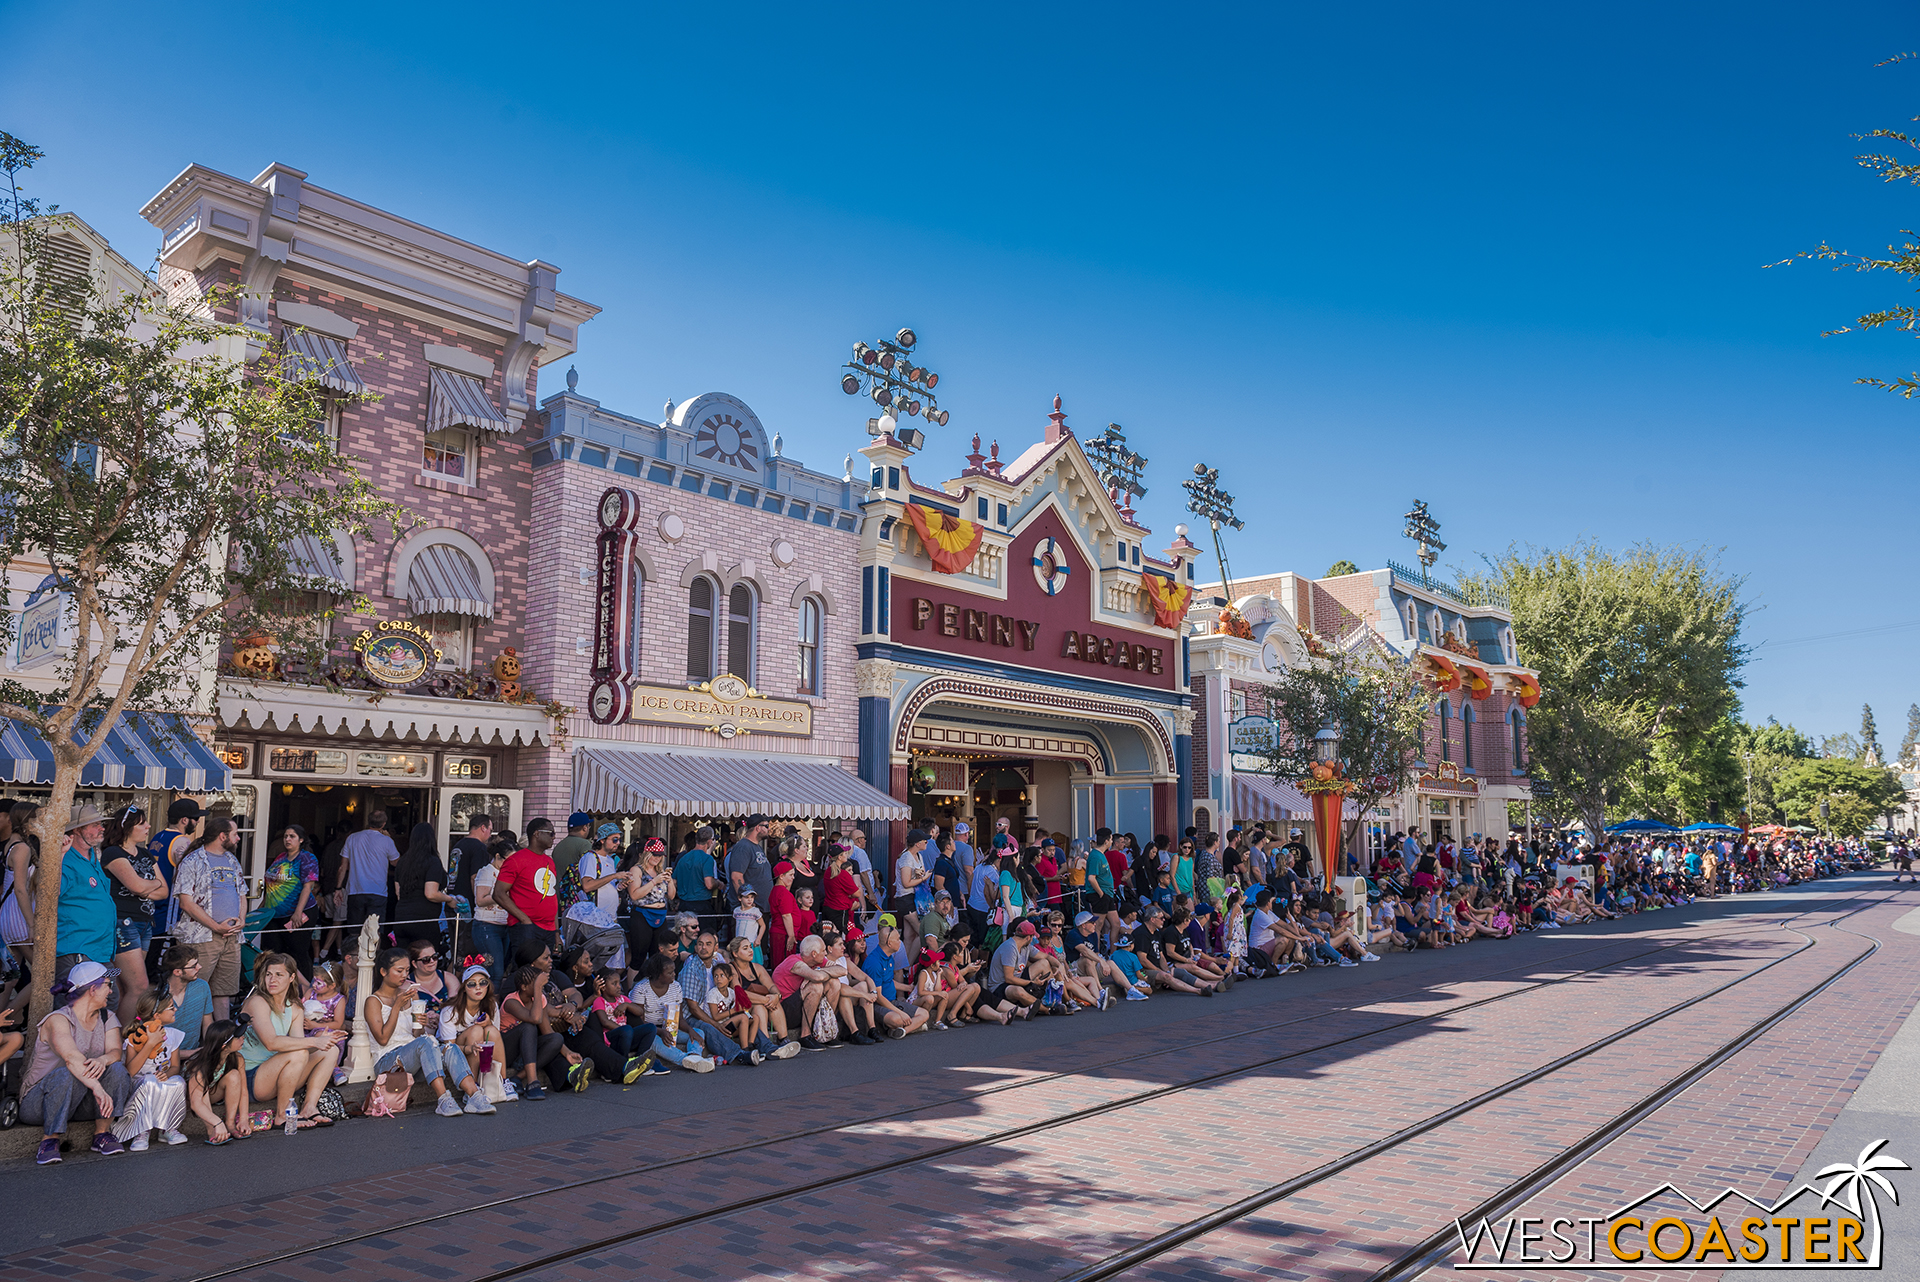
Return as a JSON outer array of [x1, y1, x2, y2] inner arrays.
[[595, 673, 815, 739], [352, 619, 441, 689]]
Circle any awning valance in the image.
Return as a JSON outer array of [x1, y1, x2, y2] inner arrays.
[[407, 543, 492, 620], [282, 329, 366, 396], [1421, 651, 1462, 692], [1507, 672, 1540, 708], [0, 711, 230, 791], [1231, 772, 1359, 823], [426, 366, 511, 436], [284, 532, 352, 595], [573, 746, 911, 821], [1459, 661, 1493, 701]]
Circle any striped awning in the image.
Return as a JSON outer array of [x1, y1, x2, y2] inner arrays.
[[284, 531, 352, 594], [573, 746, 911, 821], [427, 366, 511, 436], [406, 543, 492, 620], [282, 329, 366, 395], [1231, 773, 1360, 824], [0, 711, 231, 791]]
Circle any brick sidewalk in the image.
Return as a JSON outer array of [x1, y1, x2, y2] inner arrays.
[[0, 896, 1871, 1282]]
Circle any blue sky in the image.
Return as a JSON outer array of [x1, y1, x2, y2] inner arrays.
[[5, 2, 1916, 743]]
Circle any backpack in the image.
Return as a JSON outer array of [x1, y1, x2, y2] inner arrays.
[[811, 998, 839, 1043], [361, 1067, 413, 1117]]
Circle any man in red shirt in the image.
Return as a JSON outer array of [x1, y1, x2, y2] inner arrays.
[[496, 816, 560, 968]]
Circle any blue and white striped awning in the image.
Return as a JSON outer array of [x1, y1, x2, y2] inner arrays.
[[426, 366, 511, 436], [282, 328, 366, 396], [0, 711, 232, 791]]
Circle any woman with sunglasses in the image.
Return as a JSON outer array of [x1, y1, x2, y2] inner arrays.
[[100, 804, 168, 1024], [407, 938, 455, 1014], [439, 959, 511, 1101]]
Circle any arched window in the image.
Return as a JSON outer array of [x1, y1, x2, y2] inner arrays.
[[687, 576, 717, 681], [1510, 706, 1527, 772], [726, 583, 756, 683], [1403, 601, 1418, 640], [1500, 626, 1516, 666], [626, 561, 645, 676], [1438, 698, 1451, 762], [797, 596, 822, 695], [1428, 608, 1444, 643], [1462, 704, 1476, 769]]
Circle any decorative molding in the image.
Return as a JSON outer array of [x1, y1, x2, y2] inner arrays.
[[386, 526, 497, 605], [274, 300, 359, 341], [677, 550, 722, 587], [423, 343, 496, 379], [854, 658, 896, 699], [891, 674, 1175, 776], [790, 574, 837, 615], [216, 677, 549, 746], [908, 723, 1100, 774]]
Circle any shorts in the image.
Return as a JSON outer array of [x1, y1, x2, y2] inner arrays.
[[780, 992, 807, 1032], [1087, 892, 1115, 914], [195, 933, 243, 997], [115, 916, 154, 954], [983, 983, 1013, 1007], [244, 1065, 262, 1099]]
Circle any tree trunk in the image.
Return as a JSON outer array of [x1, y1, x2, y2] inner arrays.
[[26, 749, 83, 1056]]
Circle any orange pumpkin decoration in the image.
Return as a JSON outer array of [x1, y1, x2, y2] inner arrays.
[[499, 680, 522, 701], [493, 647, 522, 681]]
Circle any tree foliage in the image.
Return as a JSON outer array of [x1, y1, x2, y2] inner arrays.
[[1773, 757, 1907, 836], [0, 134, 400, 1028], [1252, 643, 1433, 847], [1901, 702, 1920, 763], [1861, 703, 1883, 763], [1461, 541, 1747, 838], [1732, 717, 1816, 824], [1324, 559, 1361, 578]]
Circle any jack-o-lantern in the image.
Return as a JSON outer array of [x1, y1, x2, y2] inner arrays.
[[233, 643, 277, 677], [1310, 762, 1334, 782], [493, 647, 521, 682], [498, 680, 522, 702]]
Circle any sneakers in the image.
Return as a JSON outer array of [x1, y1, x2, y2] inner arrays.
[[36, 1137, 61, 1165], [436, 1093, 465, 1118], [747, 1049, 766, 1065], [331, 1067, 349, 1086], [886, 1023, 908, 1039], [1337, 957, 1359, 967], [500, 1079, 519, 1101], [682, 1054, 716, 1073], [1360, 952, 1382, 962], [622, 1053, 653, 1083], [1200, 985, 1216, 997], [643, 1062, 673, 1076], [798, 1036, 830, 1051], [1095, 987, 1110, 1011], [521, 1082, 548, 1101], [161, 1128, 189, 1146], [566, 1060, 591, 1092], [91, 1133, 125, 1157], [1124, 987, 1150, 1001], [464, 1092, 498, 1115], [769, 1040, 801, 1059], [127, 1133, 150, 1153]]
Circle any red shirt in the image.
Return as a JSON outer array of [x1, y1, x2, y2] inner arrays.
[[772, 953, 811, 1000], [496, 848, 559, 930], [1105, 848, 1129, 889], [769, 885, 801, 959], [823, 867, 858, 912], [1035, 854, 1061, 908]]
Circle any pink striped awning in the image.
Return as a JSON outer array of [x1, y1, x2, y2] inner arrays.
[[1232, 773, 1360, 824], [427, 366, 511, 436], [573, 746, 909, 821], [406, 543, 492, 620]]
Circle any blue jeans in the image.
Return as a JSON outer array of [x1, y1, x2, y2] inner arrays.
[[606, 1023, 658, 1057], [652, 1020, 744, 1067], [470, 921, 509, 985], [374, 1035, 471, 1087], [114, 917, 154, 954]]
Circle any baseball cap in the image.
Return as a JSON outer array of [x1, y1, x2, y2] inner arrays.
[[774, 861, 794, 876], [954, 822, 970, 835], [845, 924, 865, 941], [877, 912, 898, 930], [743, 813, 770, 828], [1073, 911, 1095, 926], [167, 798, 204, 822], [1014, 921, 1038, 936], [568, 811, 593, 829], [1041, 836, 1057, 848], [61, 960, 117, 994], [1289, 828, 1302, 837], [738, 887, 757, 899]]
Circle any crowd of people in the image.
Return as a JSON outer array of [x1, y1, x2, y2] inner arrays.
[[0, 796, 1887, 1165]]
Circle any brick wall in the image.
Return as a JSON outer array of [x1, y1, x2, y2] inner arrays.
[[1315, 574, 1381, 635], [518, 458, 864, 818], [1191, 673, 1210, 797]]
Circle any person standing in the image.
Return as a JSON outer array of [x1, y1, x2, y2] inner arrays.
[[842, 828, 878, 919], [0, 800, 37, 971], [495, 817, 560, 963], [341, 808, 399, 930], [171, 817, 246, 1020], [249, 825, 319, 980], [890, 828, 931, 962], [54, 805, 120, 998], [99, 804, 167, 1025], [469, 842, 512, 985], [445, 814, 492, 962], [673, 826, 721, 937], [552, 812, 595, 910], [394, 823, 460, 948], [725, 814, 774, 913], [144, 799, 201, 939]]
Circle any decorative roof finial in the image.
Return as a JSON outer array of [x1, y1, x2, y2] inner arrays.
[[772, 431, 784, 458], [565, 365, 578, 393], [663, 399, 675, 424], [1046, 394, 1071, 443]]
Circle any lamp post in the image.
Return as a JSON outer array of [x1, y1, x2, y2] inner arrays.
[[841, 327, 949, 454], [1403, 500, 1446, 580], [1184, 463, 1244, 602], [1820, 797, 1831, 839], [1309, 723, 1346, 889], [1084, 424, 1149, 519]]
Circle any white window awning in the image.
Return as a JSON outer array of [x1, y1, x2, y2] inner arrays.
[[284, 532, 352, 595], [427, 366, 511, 436], [407, 543, 492, 620], [573, 746, 910, 821], [283, 329, 366, 395]]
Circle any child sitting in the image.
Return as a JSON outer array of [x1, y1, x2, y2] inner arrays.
[[113, 987, 189, 1150]]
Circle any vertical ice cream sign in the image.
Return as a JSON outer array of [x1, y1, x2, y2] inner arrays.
[[16, 574, 64, 670], [588, 487, 643, 725]]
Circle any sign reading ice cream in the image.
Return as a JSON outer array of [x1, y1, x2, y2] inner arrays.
[[599, 673, 815, 739]]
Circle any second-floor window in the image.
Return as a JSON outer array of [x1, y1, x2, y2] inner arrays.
[[423, 424, 471, 481], [1438, 698, 1451, 762], [1511, 707, 1528, 772], [797, 596, 821, 695], [1462, 703, 1476, 769], [688, 576, 718, 681], [727, 584, 756, 684], [422, 613, 471, 669]]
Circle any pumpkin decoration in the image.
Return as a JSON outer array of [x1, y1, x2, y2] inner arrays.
[[232, 643, 278, 678], [1310, 762, 1334, 782], [499, 680, 522, 702], [493, 647, 521, 681]]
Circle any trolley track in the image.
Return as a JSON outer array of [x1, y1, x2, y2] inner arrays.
[[285, 888, 1900, 1282]]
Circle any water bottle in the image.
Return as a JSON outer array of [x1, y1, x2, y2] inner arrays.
[[284, 1104, 298, 1137]]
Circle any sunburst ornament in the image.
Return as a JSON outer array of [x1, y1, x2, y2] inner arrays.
[[694, 412, 759, 470]]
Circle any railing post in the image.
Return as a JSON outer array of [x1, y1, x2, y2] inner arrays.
[[345, 914, 380, 1083]]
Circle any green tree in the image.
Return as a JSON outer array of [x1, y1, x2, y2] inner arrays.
[[1772, 54, 1920, 398], [1623, 715, 1743, 825], [1733, 717, 1817, 823], [1253, 643, 1433, 853], [1822, 731, 1863, 761], [0, 134, 398, 1031], [1461, 542, 1747, 838], [1861, 703, 1883, 763], [1324, 559, 1361, 578], [1773, 757, 1907, 836], [1900, 702, 1920, 763]]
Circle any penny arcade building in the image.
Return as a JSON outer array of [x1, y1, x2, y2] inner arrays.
[[854, 398, 1200, 863]]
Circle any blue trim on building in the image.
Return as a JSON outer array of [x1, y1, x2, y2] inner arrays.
[[1176, 732, 1193, 835], [877, 568, 889, 635], [859, 693, 894, 868], [855, 642, 1191, 708], [861, 565, 873, 636]]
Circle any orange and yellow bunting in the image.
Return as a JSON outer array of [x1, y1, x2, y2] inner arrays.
[[1139, 573, 1192, 628], [1460, 662, 1493, 701], [901, 502, 985, 575], [1421, 651, 1463, 692], [1508, 671, 1541, 708]]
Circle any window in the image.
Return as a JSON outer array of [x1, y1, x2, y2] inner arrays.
[[1403, 601, 1418, 639], [307, 397, 341, 444], [687, 577, 717, 681], [1451, 619, 1469, 647], [1438, 698, 1451, 762], [1428, 609, 1444, 643], [625, 561, 645, 676], [266, 588, 333, 645], [423, 426, 471, 482], [422, 614, 471, 669], [1511, 707, 1527, 772], [1230, 690, 1247, 721], [1501, 626, 1516, 665], [727, 583, 756, 684], [797, 596, 822, 695], [1462, 704, 1476, 769]]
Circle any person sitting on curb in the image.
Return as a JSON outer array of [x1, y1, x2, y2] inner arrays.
[[1132, 905, 1218, 994], [365, 946, 497, 1115], [771, 934, 841, 1050], [981, 920, 1043, 1019], [113, 986, 189, 1150], [238, 952, 344, 1131], [183, 1021, 250, 1146], [22, 960, 134, 1163]]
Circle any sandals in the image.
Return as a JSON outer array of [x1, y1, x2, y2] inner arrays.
[[297, 1113, 334, 1129]]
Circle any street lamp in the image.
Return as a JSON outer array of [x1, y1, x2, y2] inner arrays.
[[1184, 463, 1245, 601], [841, 327, 950, 455], [1084, 424, 1149, 516], [1313, 724, 1341, 764], [1820, 797, 1831, 838], [1403, 500, 1446, 579]]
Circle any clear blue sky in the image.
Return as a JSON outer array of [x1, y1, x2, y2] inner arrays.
[[6, 2, 1916, 744]]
